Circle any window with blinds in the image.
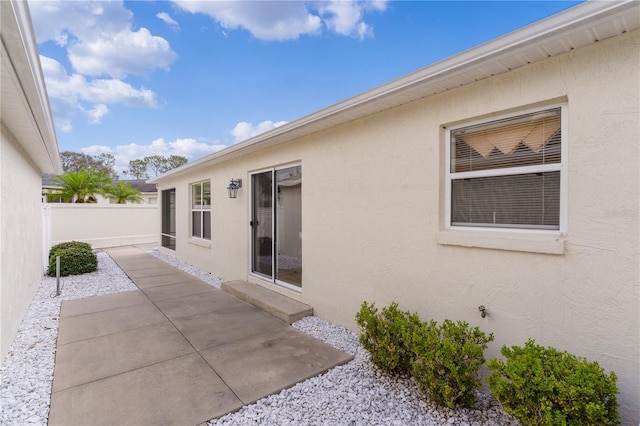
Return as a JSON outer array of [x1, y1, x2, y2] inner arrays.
[[448, 107, 563, 230]]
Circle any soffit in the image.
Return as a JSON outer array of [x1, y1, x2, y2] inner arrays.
[[151, 0, 640, 183], [1, 1, 62, 174]]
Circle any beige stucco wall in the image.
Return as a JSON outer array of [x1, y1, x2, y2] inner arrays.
[[49, 204, 159, 249], [0, 126, 47, 361], [157, 30, 639, 422]]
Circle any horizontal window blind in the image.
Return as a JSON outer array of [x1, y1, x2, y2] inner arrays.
[[451, 108, 561, 173], [451, 172, 560, 229], [449, 107, 562, 230]]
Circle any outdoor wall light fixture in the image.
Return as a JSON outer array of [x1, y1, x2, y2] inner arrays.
[[227, 179, 242, 199]]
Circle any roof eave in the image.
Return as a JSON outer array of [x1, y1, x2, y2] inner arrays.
[[1, 0, 62, 174], [150, 0, 639, 184]]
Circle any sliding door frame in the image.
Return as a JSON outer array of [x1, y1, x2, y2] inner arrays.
[[249, 163, 302, 292]]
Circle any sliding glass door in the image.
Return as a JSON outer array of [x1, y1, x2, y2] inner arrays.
[[251, 166, 302, 288], [251, 171, 274, 278]]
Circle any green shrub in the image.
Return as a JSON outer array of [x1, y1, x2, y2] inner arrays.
[[47, 246, 97, 277], [356, 301, 421, 374], [407, 319, 494, 409], [49, 241, 92, 260], [487, 339, 619, 426]]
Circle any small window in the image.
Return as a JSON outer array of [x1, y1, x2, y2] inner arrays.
[[447, 107, 564, 230], [191, 181, 211, 240]]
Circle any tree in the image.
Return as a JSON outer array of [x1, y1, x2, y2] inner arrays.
[[60, 151, 117, 179], [52, 169, 111, 203], [142, 154, 188, 176], [166, 155, 187, 171], [104, 182, 143, 204], [125, 159, 148, 179], [143, 155, 166, 176]]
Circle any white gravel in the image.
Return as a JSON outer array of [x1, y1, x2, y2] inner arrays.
[[0, 252, 137, 426], [148, 249, 222, 288], [211, 316, 519, 426], [1, 249, 519, 426]]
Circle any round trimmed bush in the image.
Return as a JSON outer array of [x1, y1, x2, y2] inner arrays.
[[356, 301, 421, 375], [49, 241, 92, 261], [47, 246, 97, 277], [487, 339, 619, 426], [407, 319, 494, 409]]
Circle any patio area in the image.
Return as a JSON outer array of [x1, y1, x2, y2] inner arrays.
[[48, 246, 352, 425]]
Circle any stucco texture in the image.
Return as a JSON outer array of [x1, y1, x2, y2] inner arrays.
[[0, 127, 46, 361], [49, 204, 159, 249], [156, 31, 639, 422]]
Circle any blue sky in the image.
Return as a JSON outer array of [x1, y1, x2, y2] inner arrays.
[[29, 0, 582, 178]]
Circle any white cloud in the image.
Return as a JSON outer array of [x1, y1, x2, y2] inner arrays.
[[174, 1, 321, 41], [29, 1, 133, 46], [69, 27, 176, 78], [317, 1, 371, 39], [28, 1, 175, 129], [231, 120, 288, 143], [81, 137, 228, 178], [40, 56, 158, 131], [81, 145, 112, 155], [173, 0, 388, 40], [86, 103, 109, 124], [30, 1, 175, 78], [157, 12, 180, 30]]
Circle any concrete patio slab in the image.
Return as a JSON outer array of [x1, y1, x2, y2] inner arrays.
[[49, 353, 242, 426], [52, 321, 194, 392], [60, 290, 148, 318], [171, 303, 285, 351], [200, 326, 353, 405], [110, 258, 168, 271], [57, 302, 167, 345], [141, 279, 216, 302], [125, 265, 181, 279], [106, 247, 150, 259], [130, 271, 198, 288], [49, 247, 354, 425], [155, 289, 243, 320]]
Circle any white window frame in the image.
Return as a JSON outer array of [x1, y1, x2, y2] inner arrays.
[[190, 180, 211, 241], [445, 103, 568, 234]]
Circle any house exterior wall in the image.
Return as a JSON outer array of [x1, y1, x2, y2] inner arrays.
[[1, 0, 62, 363], [49, 204, 159, 249], [157, 30, 639, 422], [0, 125, 48, 360]]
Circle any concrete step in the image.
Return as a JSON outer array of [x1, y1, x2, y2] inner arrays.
[[222, 280, 313, 324]]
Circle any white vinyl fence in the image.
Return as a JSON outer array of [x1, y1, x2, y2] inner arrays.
[[42, 203, 159, 268]]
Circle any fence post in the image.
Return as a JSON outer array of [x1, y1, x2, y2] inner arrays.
[[42, 204, 52, 273]]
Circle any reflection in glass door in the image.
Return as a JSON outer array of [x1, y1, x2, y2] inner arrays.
[[251, 166, 302, 288], [251, 171, 273, 278], [275, 166, 302, 287]]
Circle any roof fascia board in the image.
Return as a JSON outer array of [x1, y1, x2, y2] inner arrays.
[[1, 0, 62, 173], [150, 0, 637, 183]]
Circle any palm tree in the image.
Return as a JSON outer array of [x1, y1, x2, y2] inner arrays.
[[52, 169, 111, 203], [104, 182, 143, 204]]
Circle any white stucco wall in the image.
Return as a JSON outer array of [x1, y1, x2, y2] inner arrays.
[[0, 126, 48, 361], [156, 31, 639, 422], [49, 204, 159, 249]]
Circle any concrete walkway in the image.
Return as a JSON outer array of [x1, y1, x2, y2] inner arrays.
[[48, 246, 352, 426]]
